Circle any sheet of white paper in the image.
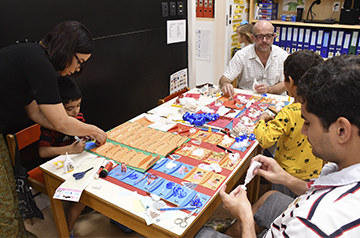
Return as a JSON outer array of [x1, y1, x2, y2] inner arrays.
[[167, 20, 186, 44], [53, 154, 104, 202], [196, 29, 211, 61]]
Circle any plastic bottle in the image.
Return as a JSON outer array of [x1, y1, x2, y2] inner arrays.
[[64, 152, 75, 174], [242, 161, 262, 190]]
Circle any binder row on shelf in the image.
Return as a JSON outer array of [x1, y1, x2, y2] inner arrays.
[[196, 0, 214, 18], [273, 25, 360, 58]]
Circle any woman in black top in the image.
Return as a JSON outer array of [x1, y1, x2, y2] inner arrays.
[[0, 20, 107, 237]]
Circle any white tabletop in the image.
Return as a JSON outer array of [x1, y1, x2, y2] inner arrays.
[[40, 86, 291, 236]]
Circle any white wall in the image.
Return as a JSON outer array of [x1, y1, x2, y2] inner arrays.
[[193, 2, 227, 86], [187, 0, 197, 89]]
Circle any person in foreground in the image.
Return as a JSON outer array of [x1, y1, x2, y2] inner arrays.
[[219, 20, 288, 97], [197, 55, 360, 237], [0, 21, 106, 237]]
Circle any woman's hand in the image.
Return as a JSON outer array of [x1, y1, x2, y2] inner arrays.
[[92, 127, 107, 146]]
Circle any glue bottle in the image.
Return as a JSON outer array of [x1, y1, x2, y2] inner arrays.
[[64, 152, 75, 174], [242, 161, 262, 190], [99, 161, 114, 178]]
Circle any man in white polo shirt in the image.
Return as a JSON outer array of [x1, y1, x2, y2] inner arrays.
[[196, 55, 360, 238], [219, 20, 288, 97]]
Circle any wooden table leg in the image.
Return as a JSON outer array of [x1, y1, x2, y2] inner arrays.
[[247, 175, 260, 204], [43, 173, 69, 238]]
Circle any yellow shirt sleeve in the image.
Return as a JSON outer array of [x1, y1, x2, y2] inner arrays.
[[253, 106, 294, 149]]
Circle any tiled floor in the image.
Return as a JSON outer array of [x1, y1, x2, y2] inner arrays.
[[24, 194, 234, 238]]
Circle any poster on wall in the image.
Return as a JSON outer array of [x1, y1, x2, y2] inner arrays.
[[282, 0, 305, 11], [167, 20, 186, 44], [195, 29, 211, 61], [170, 68, 188, 95]]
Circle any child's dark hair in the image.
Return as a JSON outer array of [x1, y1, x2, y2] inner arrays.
[[57, 76, 82, 104], [284, 50, 324, 86]]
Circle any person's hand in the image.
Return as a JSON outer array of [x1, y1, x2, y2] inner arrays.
[[258, 112, 273, 123], [254, 83, 269, 94], [252, 155, 289, 185], [93, 128, 107, 146], [70, 140, 86, 154], [221, 83, 235, 98], [219, 184, 252, 220]]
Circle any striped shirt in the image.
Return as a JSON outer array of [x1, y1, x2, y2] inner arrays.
[[38, 113, 85, 148], [265, 163, 360, 237], [223, 44, 288, 92]]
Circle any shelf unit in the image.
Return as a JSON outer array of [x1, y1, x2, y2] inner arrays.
[[249, 0, 360, 30]]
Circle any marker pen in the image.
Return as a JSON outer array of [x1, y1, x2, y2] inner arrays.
[[94, 160, 108, 179], [99, 161, 114, 178]]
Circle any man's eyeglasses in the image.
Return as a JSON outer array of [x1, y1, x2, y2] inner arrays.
[[74, 54, 84, 69], [254, 33, 275, 41]]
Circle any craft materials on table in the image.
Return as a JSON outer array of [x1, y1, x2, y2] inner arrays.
[[204, 92, 290, 137], [241, 161, 262, 190], [174, 208, 198, 228], [159, 206, 197, 211], [88, 121, 189, 172], [52, 154, 104, 202], [73, 167, 93, 180]]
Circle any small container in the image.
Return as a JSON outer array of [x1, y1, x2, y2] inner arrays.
[[64, 152, 75, 174], [281, 14, 286, 21], [290, 14, 297, 22]]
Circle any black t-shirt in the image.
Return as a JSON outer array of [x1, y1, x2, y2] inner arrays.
[[0, 42, 61, 133]]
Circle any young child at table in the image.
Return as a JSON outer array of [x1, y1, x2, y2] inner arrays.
[[38, 76, 132, 237], [253, 50, 324, 198], [38, 76, 86, 158], [38, 76, 87, 237]]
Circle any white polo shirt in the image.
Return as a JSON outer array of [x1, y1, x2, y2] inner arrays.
[[265, 163, 360, 237], [223, 44, 288, 92]]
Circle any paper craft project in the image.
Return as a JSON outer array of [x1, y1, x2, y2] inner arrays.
[[173, 144, 198, 156], [106, 121, 188, 156], [202, 151, 226, 164], [187, 147, 212, 160], [203, 133, 224, 145], [152, 157, 195, 179], [230, 140, 251, 152], [219, 153, 242, 170], [190, 130, 211, 141], [217, 135, 235, 148], [91, 142, 160, 171], [108, 167, 211, 212], [183, 167, 212, 184], [172, 164, 195, 179], [223, 100, 246, 110], [168, 124, 197, 137], [200, 173, 226, 190], [134, 116, 154, 126], [206, 116, 232, 128]]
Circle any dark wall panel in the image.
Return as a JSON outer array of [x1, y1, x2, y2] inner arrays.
[[0, 0, 188, 133]]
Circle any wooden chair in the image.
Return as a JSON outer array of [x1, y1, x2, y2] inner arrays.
[[158, 87, 190, 105], [6, 124, 48, 195]]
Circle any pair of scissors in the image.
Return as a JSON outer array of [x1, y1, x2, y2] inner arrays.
[[73, 167, 93, 180], [174, 208, 198, 228]]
